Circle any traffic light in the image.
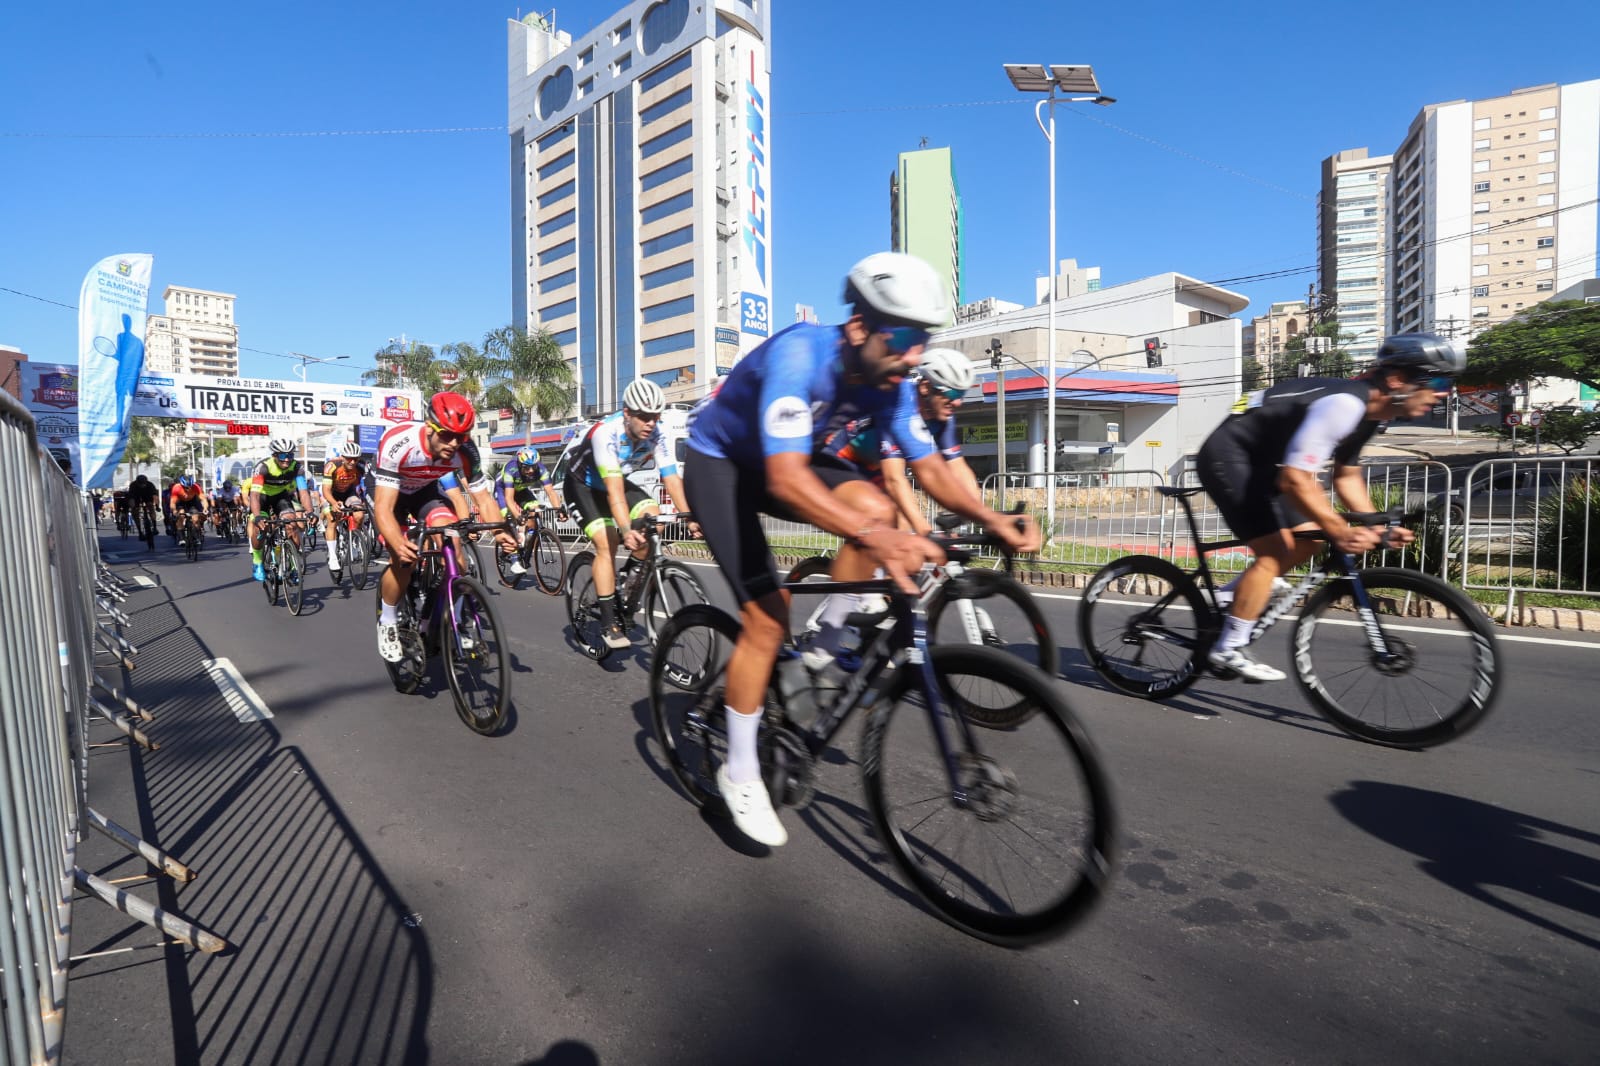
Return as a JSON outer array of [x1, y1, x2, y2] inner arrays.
[[1144, 337, 1162, 368]]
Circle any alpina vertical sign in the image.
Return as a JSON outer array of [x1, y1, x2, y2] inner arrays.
[[739, 43, 771, 344], [77, 253, 154, 488]]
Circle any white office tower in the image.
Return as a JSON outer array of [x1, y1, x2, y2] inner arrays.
[[508, 2, 772, 417]]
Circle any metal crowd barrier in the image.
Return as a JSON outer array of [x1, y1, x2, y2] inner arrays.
[[1456, 456, 1597, 615], [0, 391, 224, 1066]]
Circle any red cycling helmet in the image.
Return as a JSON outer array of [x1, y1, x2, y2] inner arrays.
[[428, 391, 476, 435]]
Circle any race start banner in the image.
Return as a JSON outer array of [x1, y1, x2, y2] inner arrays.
[[77, 253, 154, 488], [131, 373, 422, 427]]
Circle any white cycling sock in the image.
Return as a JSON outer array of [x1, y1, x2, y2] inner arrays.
[[724, 706, 763, 784], [813, 593, 860, 651], [1216, 614, 1254, 652], [328, 542, 341, 567], [379, 601, 399, 625]]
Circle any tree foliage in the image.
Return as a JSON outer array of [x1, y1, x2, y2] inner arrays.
[[1471, 407, 1600, 454], [1462, 300, 1600, 394], [481, 325, 574, 443], [363, 340, 444, 396], [1270, 318, 1358, 383]]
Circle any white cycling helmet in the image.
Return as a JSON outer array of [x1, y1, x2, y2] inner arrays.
[[622, 378, 667, 414], [339, 440, 362, 459], [268, 436, 296, 454], [916, 348, 976, 393], [843, 252, 950, 329], [183, 467, 197, 478]]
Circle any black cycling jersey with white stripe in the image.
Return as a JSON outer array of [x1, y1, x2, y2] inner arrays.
[[1215, 377, 1379, 472]]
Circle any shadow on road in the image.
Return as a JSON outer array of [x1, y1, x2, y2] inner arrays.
[[1330, 780, 1600, 950]]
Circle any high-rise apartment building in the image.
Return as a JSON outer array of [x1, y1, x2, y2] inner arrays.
[[508, 1, 772, 417], [1318, 148, 1392, 361], [890, 146, 962, 316], [1246, 300, 1310, 361], [1388, 80, 1600, 338], [144, 286, 239, 377]]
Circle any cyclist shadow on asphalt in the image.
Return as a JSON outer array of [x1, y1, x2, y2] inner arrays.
[[1331, 781, 1600, 951], [515, 1041, 599, 1066]]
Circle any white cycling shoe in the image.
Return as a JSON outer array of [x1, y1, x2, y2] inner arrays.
[[716, 766, 788, 847], [1207, 646, 1287, 683], [377, 622, 404, 663]]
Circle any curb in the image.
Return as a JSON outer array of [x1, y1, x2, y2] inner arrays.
[[666, 544, 1600, 632]]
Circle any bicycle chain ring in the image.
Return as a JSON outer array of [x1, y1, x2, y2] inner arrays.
[[762, 726, 816, 810], [956, 753, 1019, 823]]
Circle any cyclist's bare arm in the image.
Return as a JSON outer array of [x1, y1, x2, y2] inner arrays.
[[1278, 466, 1381, 553], [371, 484, 414, 566], [877, 455, 931, 535], [907, 453, 1038, 554]]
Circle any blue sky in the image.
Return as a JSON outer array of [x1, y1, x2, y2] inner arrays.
[[2, 0, 1597, 385]]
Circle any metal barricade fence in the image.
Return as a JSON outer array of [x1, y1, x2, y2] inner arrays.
[[1456, 456, 1597, 615], [1, 391, 225, 1066], [980, 470, 1170, 567]]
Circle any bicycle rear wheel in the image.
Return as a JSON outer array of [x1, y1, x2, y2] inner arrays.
[[330, 528, 349, 587], [863, 645, 1116, 946], [649, 605, 758, 814], [783, 554, 836, 647], [496, 539, 526, 589], [530, 526, 566, 596], [640, 562, 708, 644], [376, 582, 426, 694], [564, 551, 610, 661], [349, 524, 372, 590], [1292, 567, 1500, 748], [1078, 555, 1213, 699], [283, 544, 306, 614], [442, 576, 512, 735]]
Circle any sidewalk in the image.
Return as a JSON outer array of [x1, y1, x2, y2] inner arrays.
[[1369, 425, 1599, 466]]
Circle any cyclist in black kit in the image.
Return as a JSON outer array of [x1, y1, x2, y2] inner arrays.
[[1196, 333, 1465, 682]]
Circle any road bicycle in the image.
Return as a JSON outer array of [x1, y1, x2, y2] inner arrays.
[[375, 519, 513, 736], [329, 505, 374, 591], [1077, 485, 1502, 749], [115, 505, 131, 539], [179, 514, 206, 562], [133, 503, 158, 550], [649, 536, 1115, 947], [255, 514, 308, 615], [496, 507, 567, 596], [566, 513, 707, 660], [785, 510, 1056, 727]]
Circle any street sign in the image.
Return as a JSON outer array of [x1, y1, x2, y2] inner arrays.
[[227, 422, 270, 436], [1504, 412, 1522, 427], [1526, 410, 1545, 427], [1146, 440, 1162, 447]]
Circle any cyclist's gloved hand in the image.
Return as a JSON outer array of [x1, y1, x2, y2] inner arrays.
[[1331, 523, 1383, 555], [858, 527, 944, 594], [622, 529, 647, 552], [986, 511, 1041, 555]]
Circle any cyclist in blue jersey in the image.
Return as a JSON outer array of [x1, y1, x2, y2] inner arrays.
[[563, 379, 694, 649], [683, 252, 1039, 847], [496, 447, 565, 523]]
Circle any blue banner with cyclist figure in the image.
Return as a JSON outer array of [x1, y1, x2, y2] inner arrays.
[[77, 252, 154, 488]]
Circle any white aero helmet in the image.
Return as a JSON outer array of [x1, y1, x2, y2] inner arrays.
[[843, 252, 950, 328], [916, 348, 976, 393], [340, 440, 363, 459], [268, 436, 296, 454], [622, 378, 667, 414]]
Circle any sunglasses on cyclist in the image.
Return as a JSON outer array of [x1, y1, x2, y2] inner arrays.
[[1419, 375, 1453, 392], [935, 385, 966, 401], [428, 422, 467, 443], [878, 325, 931, 354], [272, 451, 295, 463]]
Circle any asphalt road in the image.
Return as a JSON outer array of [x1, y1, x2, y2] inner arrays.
[[64, 528, 1600, 1066]]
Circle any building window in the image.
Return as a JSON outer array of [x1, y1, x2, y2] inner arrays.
[[538, 209, 575, 237], [538, 180, 575, 209], [538, 123, 574, 150], [1473, 202, 1490, 213], [639, 86, 692, 125], [641, 225, 693, 257], [1539, 106, 1557, 119], [612, 53, 632, 75], [642, 260, 693, 289], [537, 152, 575, 180], [1538, 150, 1556, 163], [1473, 160, 1490, 173], [641, 329, 694, 357], [641, 0, 691, 56], [1472, 264, 1489, 277], [1536, 281, 1554, 292], [577, 45, 593, 68], [1537, 193, 1555, 206], [641, 155, 693, 191], [638, 49, 692, 91], [1538, 128, 1556, 141], [1472, 307, 1490, 318], [1472, 243, 1489, 254], [1474, 181, 1490, 192], [538, 239, 576, 265], [1537, 172, 1556, 185], [540, 268, 576, 293], [537, 67, 574, 119], [1472, 285, 1488, 297], [539, 298, 577, 320], [1474, 138, 1491, 151], [1536, 258, 1553, 269], [614, 21, 632, 42], [1473, 117, 1491, 131], [640, 189, 693, 225], [552, 328, 578, 346], [1537, 236, 1554, 248], [642, 294, 694, 323], [641, 121, 692, 159]]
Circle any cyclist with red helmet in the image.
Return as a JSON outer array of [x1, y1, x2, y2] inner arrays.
[[371, 392, 518, 663]]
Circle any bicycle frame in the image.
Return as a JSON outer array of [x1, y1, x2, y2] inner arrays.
[[778, 575, 983, 810]]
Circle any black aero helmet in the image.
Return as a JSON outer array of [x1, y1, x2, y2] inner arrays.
[[1374, 333, 1466, 377]]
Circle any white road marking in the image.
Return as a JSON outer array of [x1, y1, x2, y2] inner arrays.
[[672, 556, 1600, 650], [204, 657, 274, 722], [132, 576, 157, 588]]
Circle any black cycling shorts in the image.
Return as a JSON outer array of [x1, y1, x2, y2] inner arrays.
[[392, 481, 455, 527], [258, 493, 303, 519], [174, 499, 206, 515], [683, 447, 865, 603], [1195, 438, 1309, 543], [563, 474, 652, 539]]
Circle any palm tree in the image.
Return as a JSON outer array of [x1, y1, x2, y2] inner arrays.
[[438, 341, 499, 409], [363, 340, 444, 396], [481, 325, 575, 445]]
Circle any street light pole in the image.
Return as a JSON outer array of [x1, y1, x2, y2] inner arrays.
[[1005, 63, 1113, 540]]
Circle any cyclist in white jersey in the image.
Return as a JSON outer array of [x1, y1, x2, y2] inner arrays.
[[562, 379, 696, 649], [371, 392, 517, 663]]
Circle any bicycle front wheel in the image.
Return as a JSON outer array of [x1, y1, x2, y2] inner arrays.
[[863, 645, 1115, 946], [1292, 567, 1501, 749], [263, 542, 281, 605], [349, 524, 372, 590], [1078, 555, 1213, 699], [442, 576, 511, 735], [530, 526, 566, 596], [283, 544, 306, 615], [641, 562, 708, 644], [376, 581, 426, 694], [564, 551, 610, 661], [928, 569, 1058, 727]]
